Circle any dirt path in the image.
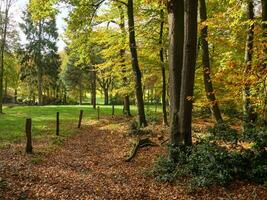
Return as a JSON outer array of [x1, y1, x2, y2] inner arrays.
[[0, 120, 266, 200]]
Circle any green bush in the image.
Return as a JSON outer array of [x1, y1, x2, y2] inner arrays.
[[152, 141, 267, 190], [208, 123, 238, 144]]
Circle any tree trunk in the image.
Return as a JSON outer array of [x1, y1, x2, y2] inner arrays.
[[199, 0, 223, 123], [4, 76, 7, 102], [262, 0, 267, 127], [79, 83, 83, 105], [179, 0, 198, 146], [91, 70, 96, 109], [119, 5, 131, 116], [159, 8, 168, 126], [104, 88, 109, 105], [0, 2, 10, 113], [243, 0, 255, 132], [167, 0, 184, 154], [127, 0, 147, 127], [14, 89, 17, 103], [37, 20, 43, 105]]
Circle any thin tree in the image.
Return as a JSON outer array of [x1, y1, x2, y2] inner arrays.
[[243, 0, 255, 132], [127, 0, 147, 126], [199, 0, 223, 123], [159, 7, 168, 126], [0, 0, 13, 113]]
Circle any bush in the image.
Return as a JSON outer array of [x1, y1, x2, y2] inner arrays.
[[208, 123, 238, 144], [151, 140, 267, 190], [242, 127, 267, 151]]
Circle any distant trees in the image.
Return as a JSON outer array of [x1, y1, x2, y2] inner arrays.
[[19, 5, 60, 105], [0, 0, 15, 113]]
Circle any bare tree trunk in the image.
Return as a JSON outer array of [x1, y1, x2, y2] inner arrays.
[[104, 88, 109, 105], [167, 0, 184, 155], [37, 20, 43, 105], [127, 0, 147, 127], [0, 0, 11, 113], [179, 0, 198, 146], [261, 0, 267, 127], [243, 0, 255, 132], [79, 83, 83, 105], [91, 70, 96, 109], [4, 76, 7, 101], [199, 0, 223, 123], [159, 8, 168, 126], [119, 5, 131, 116]]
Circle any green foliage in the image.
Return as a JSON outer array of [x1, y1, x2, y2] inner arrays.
[[152, 140, 267, 191], [242, 127, 267, 151], [208, 123, 238, 144]]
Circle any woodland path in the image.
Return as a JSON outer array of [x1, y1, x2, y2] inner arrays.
[[0, 119, 267, 200]]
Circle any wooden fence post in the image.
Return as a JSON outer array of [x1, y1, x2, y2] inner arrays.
[[25, 118, 32, 154], [56, 112, 59, 135], [78, 110, 83, 128], [97, 106, 100, 120]]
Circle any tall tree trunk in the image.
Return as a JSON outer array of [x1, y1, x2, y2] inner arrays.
[[199, 0, 223, 123], [179, 0, 198, 146], [0, 1, 10, 113], [79, 83, 83, 105], [14, 89, 17, 103], [243, 0, 255, 132], [4, 76, 7, 101], [37, 20, 43, 105], [159, 8, 168, 126], [168, 0, 184, 156], [262, 0, 267, 127], [127, 0, 147, 127], [119, 5, 131, 116], [91, 70, 96, 109], [104, 88, 109, 105]]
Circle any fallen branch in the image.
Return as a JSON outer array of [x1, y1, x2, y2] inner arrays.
[[125, 138, 157, 162]]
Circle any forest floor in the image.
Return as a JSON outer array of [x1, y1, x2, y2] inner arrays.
[[0, 116, 267, 200]]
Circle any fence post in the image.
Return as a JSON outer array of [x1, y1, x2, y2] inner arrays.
[[56, 112, 59, 135], [97, 106, 100, 120], [25, 118, 32, 154], [78, 110, 83, 128]]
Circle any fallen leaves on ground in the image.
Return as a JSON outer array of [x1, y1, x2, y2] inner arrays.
[[0, 117, 266, 200]]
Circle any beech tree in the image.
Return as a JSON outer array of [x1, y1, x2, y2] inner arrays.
[[167, 0, 184, 161], [199, 0, 223, 123]]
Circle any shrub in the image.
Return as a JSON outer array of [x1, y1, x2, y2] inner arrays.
[[208, 123, 238, 144]]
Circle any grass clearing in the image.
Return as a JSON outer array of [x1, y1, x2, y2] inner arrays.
[[0, 105, 131, 145]]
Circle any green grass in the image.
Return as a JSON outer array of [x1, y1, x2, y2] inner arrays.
[[0, 104, 130, 145]]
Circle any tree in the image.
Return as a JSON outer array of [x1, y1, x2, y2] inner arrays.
[[159, 6, 168, 126], [0, 0, 14, 113], [168, 0, 184, 160], [178, 0, 198, 146], [20, 5, 60, 105], [127, 0, 147, 126], [243, 0, 256, 131], [199, 0, 223, 123]]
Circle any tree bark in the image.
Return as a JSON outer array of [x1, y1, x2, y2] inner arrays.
[[119, 5, 131, 116], [0, 1, 10, 113], [199, 0, 223, 123], [167, 0, 184, 153], [104, 88, 109, 105], [37, 20, 43, 105], [261, 0, 267, 127], [79, 83, 83, 105], [179, 0, 198, 146], [159, 8, 168, 126], [127, 0, 147, 127], [243, 0, 255, 132], [91, 70, 96, 109]]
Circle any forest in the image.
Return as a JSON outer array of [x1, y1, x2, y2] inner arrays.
[[0, 0, 266, 199]]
